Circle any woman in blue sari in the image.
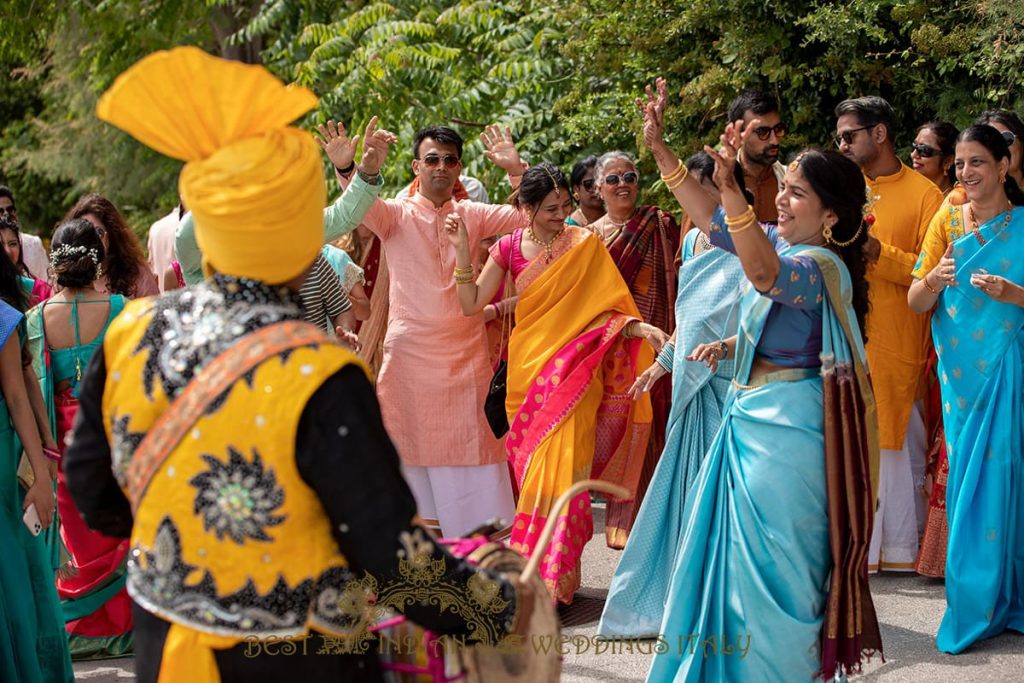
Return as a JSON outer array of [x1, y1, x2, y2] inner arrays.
[[908, 123, 1024, 654], [598, 152, 747, 638], [637, 78, 881, 682]]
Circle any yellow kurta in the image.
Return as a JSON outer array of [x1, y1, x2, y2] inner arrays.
[[864, 163, 944, 449]]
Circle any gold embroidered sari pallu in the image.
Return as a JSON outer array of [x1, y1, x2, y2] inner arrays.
[[505, 228, 652, 604]]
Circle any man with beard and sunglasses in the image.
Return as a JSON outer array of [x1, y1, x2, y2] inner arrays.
[[726, 90, 788, 223], [320, 122, 528, 540], [834, 95, 943, 575]]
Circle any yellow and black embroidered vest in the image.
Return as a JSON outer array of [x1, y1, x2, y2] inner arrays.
[[102, 282, 367, 638]]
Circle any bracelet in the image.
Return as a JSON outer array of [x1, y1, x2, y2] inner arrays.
[[660, 160, 686, 183], [43, 446, 62, 462], [922, 273, 940, 294], [665, 165, 689, 191], [455, 273, 475, 285], [716, 340, 729, 360], [356, 168, 382, 185], [335, 161, 356, 176], [454, 265, 474, 276], [622, 321, 639, 339], [655, 343, 675, 372], [724, 205, 756, 227]]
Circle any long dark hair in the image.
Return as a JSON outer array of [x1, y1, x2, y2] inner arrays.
[[0, 212, 32, 278], [957, 124, 1024, 207], [918, 121, 960, 186], [510, 162, 571, 209], [795, 149, 871, 340], [0, 244, 28, 313], [51, 219, 106, 290], [64, 193, 149, 297]]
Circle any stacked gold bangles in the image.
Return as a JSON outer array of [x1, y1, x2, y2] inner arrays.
[[725, 205, 756, 234], [454, 265, 475, 285], [661, 160, 689, 190]]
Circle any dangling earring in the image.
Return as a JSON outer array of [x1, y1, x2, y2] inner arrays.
[[822, 221, 834, 242]]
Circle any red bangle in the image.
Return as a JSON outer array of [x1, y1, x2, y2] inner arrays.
[[43, 447, 62, 462]]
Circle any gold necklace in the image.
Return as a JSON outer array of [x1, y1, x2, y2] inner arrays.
[[528, 224, 565, 263], [968, 201, 1012, 246]]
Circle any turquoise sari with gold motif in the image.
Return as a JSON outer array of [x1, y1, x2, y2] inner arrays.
[[932, 206, 1024, 653]]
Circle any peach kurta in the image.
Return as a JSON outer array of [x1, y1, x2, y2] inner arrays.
[[356, 190, 524, 467], [864, 163, 943, 449]]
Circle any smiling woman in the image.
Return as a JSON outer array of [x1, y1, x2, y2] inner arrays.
[[586, 150, 680, 546]]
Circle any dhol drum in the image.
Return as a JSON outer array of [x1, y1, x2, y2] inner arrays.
[[375, 479, 626, 683]]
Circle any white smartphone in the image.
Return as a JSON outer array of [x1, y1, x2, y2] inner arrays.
[[23, 503, 42, 537]]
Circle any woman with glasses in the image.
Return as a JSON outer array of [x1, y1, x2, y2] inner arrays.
[[908, 124, 1024, 654], [588, 150, 681, 547], [975, 109, 1024, 188], [64, 194, 159, 299], [565, 155, 605, 228], [907, 120, 960, 580], [911, 122, 959, 196], [639, 78, 880, 681], [448, 162, 664, 604]]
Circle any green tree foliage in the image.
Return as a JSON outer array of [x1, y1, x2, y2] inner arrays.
[[556, 0, 1024, 205], [238, 0, 570, 197]]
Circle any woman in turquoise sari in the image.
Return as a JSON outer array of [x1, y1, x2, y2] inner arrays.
[[598, 152, 747, 637], [637, 79, 881, 681], [0, 268, 74, 680], [908, 123, 1024, 653]]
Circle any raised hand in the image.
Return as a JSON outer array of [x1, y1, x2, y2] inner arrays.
[[359, 116, 398, 177], [480, 124, 525, 175], [443, 212, 469, 250], [704, 118, 752, 194], [315, 120, 359, 171], [636, 77, 668, 150], [628, 362, 669, 399]]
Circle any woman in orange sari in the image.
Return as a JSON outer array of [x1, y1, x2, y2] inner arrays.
[[447, 162, 665, 604]]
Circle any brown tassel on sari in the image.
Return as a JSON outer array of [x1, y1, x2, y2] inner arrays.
[[814, 253, 883, 678]]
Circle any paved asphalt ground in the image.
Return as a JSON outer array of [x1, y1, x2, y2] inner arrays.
[[75, 503, 1023, 682]]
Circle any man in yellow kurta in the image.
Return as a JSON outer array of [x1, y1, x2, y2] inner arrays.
[[835, 96, 944, 572]]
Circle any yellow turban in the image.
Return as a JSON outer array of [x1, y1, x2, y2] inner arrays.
[[96, 46, 324, 284]]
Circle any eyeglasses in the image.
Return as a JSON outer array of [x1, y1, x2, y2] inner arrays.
[[603, 172, 639, 186], [581, 178, 597, 191], [833, 125, 876, 148], [753, 123, 787, 141], [910, 142, 939, 158], [0, 206, 15, 216], [1002, 130, 1017, 147], [418, 154, 460, 168]]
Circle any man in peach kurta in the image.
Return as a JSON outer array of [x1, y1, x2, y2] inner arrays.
[[330, 125, 524, 537], [836, 97, 944, 572]]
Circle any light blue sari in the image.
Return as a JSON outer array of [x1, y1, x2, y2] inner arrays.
[[598, 230, 743, 637], [647, 245, 877, 682], [933, 206, 1024, 653]]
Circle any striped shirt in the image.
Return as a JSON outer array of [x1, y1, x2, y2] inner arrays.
[[299, 254, 351, 331]]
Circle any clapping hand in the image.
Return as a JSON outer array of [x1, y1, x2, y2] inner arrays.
[[636, 77, 668, 150], [480, 125, 525, 175], [359, 116, 398, 176], [315, 120, 359, 170], [444, 213, 469, 250]]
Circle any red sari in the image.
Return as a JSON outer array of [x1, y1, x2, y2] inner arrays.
[[602, 205, 680, 547]]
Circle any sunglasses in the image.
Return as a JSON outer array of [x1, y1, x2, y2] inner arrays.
[[581, 178, 597, 191], [603, 172, 639, 186], [1002, 130, 1017, 147], [418, 154, 460, 169], [753, 123, 787, 141], [833, 124, 876, 148], [910, 142, 940, 158], [0, 206, 15, 215]]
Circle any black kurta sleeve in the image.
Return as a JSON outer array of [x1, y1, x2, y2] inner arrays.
[[62, 345, 134, 539], [295, 365, 518, 642]]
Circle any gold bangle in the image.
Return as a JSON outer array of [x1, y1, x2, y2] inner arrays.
[[724, 205, 756, 227], [922, 273, 939, 294], [455, 275, 475, 285], [665, 166, 689, 191], [660, 160, 686, 183], [727, 220, 755, 235], [454, 265, 474, 275]]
